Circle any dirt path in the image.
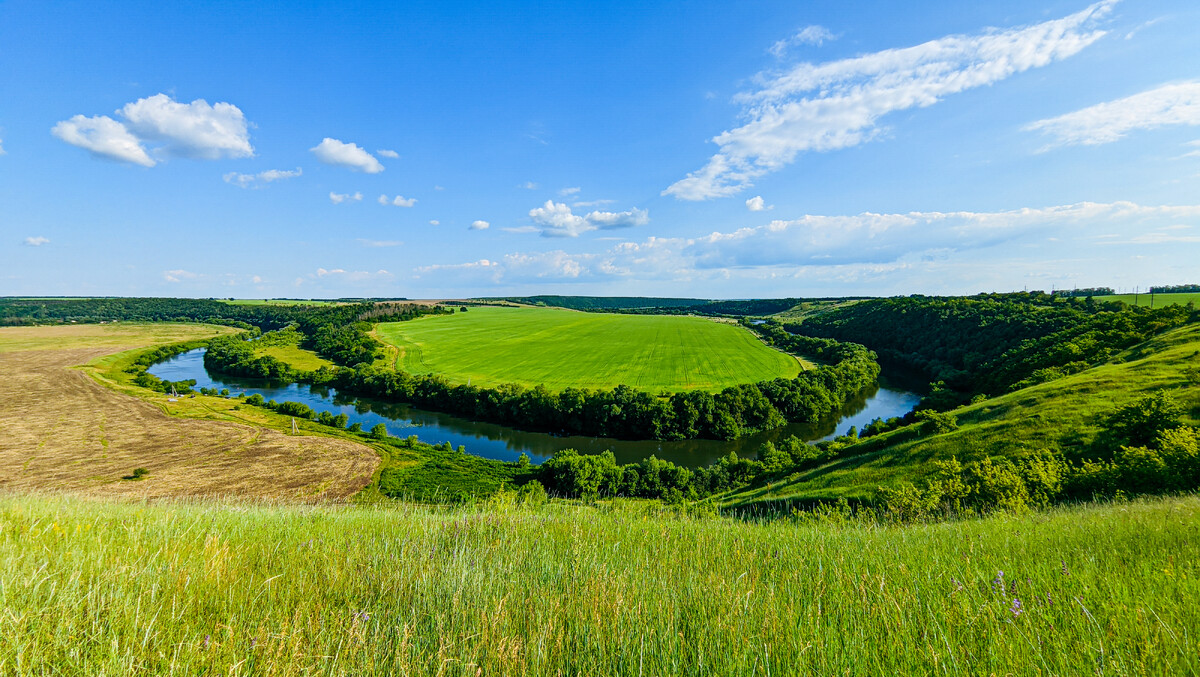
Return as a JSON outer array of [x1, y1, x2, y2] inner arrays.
[[0, 345, 379, 500]]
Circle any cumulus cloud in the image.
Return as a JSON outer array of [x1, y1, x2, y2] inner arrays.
[[224, 167, 302, 188], [429, 219, 441, 226], [329, 191, 363, 204], [664, 1, 1116, 200], [52, 115, 154, 166], [746, 195, 772, 211], [310, 138, 385, 173], [377, 149, 400, 158], [23, 236, 50, 246], [119, 94, 253, 159], [470, 220, 490, 230], [1025, 81, 1200, 148], [52, 93, 253, 166], [528, 200, 649, 237], [769, 25, 836, 58], [378, 194, 417, 207]]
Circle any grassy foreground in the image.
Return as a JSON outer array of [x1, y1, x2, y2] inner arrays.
[[374, 306, 805, 392], [1095, 292, 1200, 308], [1, 492, 1196, 675]]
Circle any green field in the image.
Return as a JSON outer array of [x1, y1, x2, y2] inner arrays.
[[217, 298, 340, 306], [726, 321, 1200, 507], [255, 344, 334, 370], [1, 492, 1195, 674], [374, 306, 805, 392], [1095, 292, 1200, 307]]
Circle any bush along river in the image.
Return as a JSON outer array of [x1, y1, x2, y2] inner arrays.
[[150, 348, 921, 468]]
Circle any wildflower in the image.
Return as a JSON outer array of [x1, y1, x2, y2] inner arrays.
[[1010, 598, 1024, 616], [992, 570, 1006, 595], [1046, 593, 1054, 606], [1061, 559, 1069, 577], [950, 577, 964, 592], [204, 635, 210, 649]]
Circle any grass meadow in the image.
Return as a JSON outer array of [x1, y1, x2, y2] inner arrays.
[[0, 492, 1195, 675], [374, 306, 805, 392], [255, 343, 335, 371], [1095, 293, 1200, 308]]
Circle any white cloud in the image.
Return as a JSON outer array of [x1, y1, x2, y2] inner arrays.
[[23, 236, 50, 246], [224, 167, 302, 188], [502, 226, 541, 234], [378, 194, 417, 207], [310, 138, 385, 173], [119, 94, 252, 159], [329, 191, 363, 204], [52, 93, 253, 166], [163, 269, 199, 283], [572, 199, 615, 208], [1025, 81, 1200, 148], [528, 200, 649, 237], [746, 195, 772, 211], [429, 219, 441, 226], [470, 220, 490, 230], [51, 114, 155, 166], [377, 149, 400, 158], [357, 238, 404, 247], [416, 200, 1200, 289], [664, 1, 1116, 200], [520, 181, 539, 190], [558, 186, 581, 196], [0, 138, 5, 155], [769, 25, 836, 58], [251, 275, 264, 284]]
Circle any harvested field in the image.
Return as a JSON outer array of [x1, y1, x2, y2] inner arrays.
[[0, 325, 379, 500]]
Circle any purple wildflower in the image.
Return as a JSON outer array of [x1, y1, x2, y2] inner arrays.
[[203, 634, 210, 649], [992, 570, 1006, 595], [1010, 598, 1024, 616]]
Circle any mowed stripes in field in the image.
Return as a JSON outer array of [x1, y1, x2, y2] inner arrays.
[[374, 306, 803, 392]]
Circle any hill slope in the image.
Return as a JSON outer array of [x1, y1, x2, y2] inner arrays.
[[727, 322, 1200, 506]]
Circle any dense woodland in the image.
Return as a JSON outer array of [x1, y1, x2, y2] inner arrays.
[[795, 292, 1199, 408]]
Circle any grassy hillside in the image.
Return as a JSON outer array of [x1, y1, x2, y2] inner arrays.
[[727, 322, 1200, 507], [1, 492, 1195, 675], [374, 306, 806, 392]]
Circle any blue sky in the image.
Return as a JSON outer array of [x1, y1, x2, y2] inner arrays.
[[2, 0, 1199, 299]]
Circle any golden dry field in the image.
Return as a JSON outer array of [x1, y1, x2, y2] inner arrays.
[[0, 324, 378, 500]]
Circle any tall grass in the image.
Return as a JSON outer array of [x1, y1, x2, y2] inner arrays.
[[1, 493, 1196, 675]]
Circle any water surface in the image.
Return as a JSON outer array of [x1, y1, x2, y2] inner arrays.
[[151, 349, 920, 467]]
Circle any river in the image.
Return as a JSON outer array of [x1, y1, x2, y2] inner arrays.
[[149, 349, 921, 468]]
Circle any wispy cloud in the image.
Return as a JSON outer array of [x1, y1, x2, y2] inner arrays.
[[1025, 81, 1200, 148], [356, 239, 404, 248], [53, 93, 254, 167], [664, 1, 1116, 200], [558, 186, 581, 197], [418, 200, 1200, 287], [311, 138, 384, 173], [519, 181, 539, 190], [769, 25, 836, 58], [377, 149, 399, 158], [23, 236, 50, 246], [527, 200, 649, 237], [163, 269, 199, 283], [224, 167, 302, 188], [329, 191, 363, 204]]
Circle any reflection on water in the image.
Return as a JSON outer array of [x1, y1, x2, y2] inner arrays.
[[150, 349, 920, 468]]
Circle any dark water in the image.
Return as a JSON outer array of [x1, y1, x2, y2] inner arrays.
[[150, 349, 921, 468]]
